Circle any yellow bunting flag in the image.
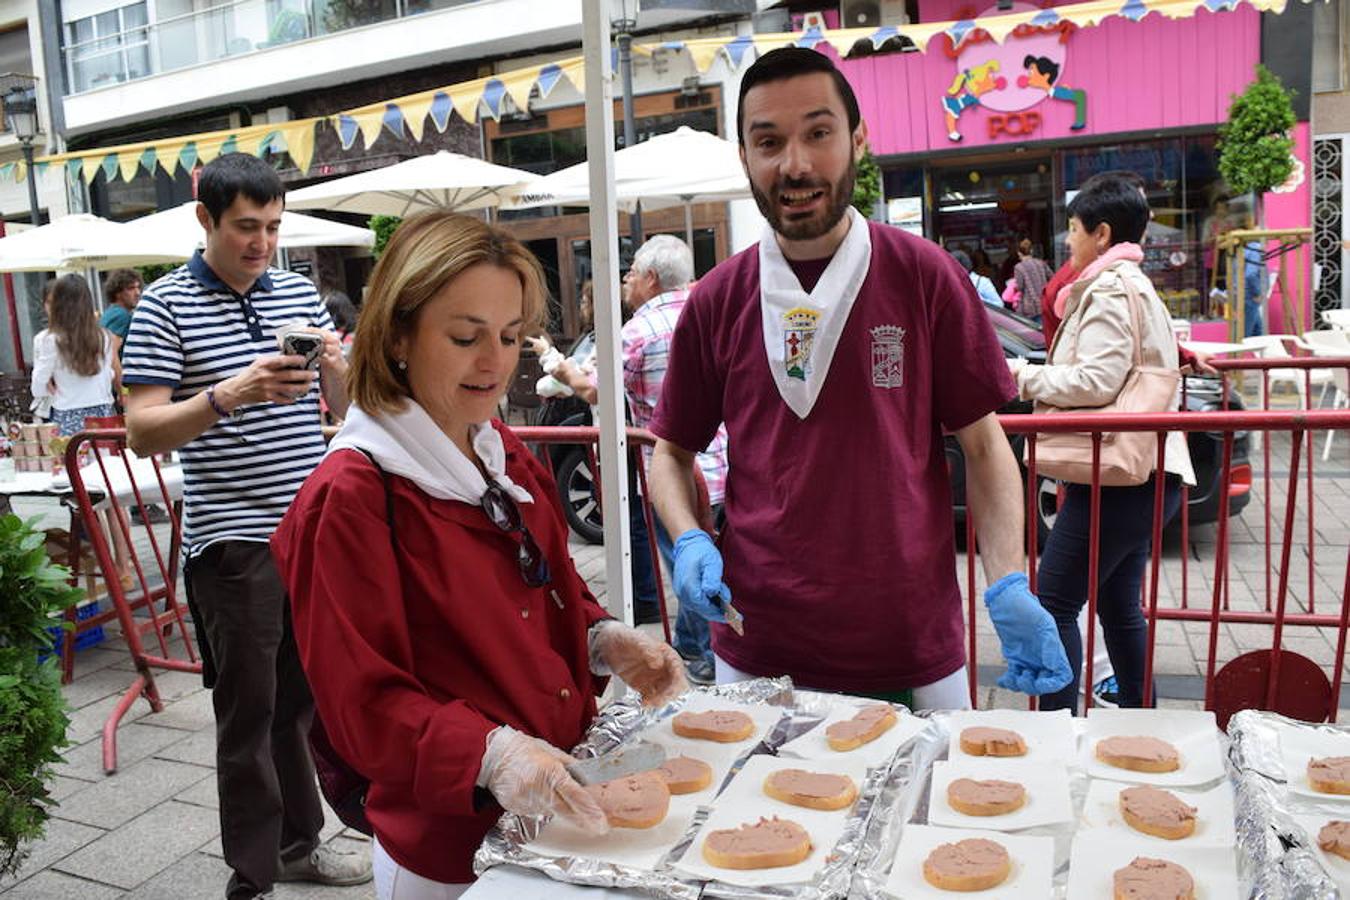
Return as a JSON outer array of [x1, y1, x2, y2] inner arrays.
[[399, 95, 435, 144], [283, 121, 317, 175]]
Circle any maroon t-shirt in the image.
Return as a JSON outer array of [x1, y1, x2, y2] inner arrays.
[[650, 221, 1016, 692]]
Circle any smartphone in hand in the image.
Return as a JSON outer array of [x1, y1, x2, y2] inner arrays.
[[279, 330, 324, 370]]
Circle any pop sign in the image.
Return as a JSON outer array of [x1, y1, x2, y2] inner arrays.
[[940, 3, 1088, 142]]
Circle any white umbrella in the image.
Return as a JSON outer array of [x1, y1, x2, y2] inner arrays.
[[0, 213, 186, 272], [284, 151, 538, 217], [121, 201, 376, 257], [503, 126, 750, 243]]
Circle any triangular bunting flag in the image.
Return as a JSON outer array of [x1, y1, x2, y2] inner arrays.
[[336, 115, 361, 151], [1119, 0, 1150, 19], [795, 26, 825, 49], [428, 92, 454, 133], [382, 104, 405, 141], [946, 19, 977, 47], [869, 26, 899, 48], [257, 130, 282, 156], [1030, 8, 1061, 24], [13, 161, 25, 183], [219, 135, 238, 157], [536, 64, 563, 99], [139, 148, 157, 177], [152, 145, 176, 177], [179, 143, 199, 174], [356, 110, 385, 149], [687, 40, 723, 72], [101, 155, 118, 182], [66, 159, 82, 184], [499, 72, 536, 114], [480, 79, 506, 121], [283, 121, 316, 174], [399, 96, 435, 143], [559, 59, 586, 96], [451, 90, 480, 125], [118, 152, 141, 183]]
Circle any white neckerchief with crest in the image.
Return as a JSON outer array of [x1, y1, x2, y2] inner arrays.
[[758, 206, 872, 420]]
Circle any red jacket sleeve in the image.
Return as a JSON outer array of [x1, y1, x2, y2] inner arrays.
[[272, 459, 497, 818]]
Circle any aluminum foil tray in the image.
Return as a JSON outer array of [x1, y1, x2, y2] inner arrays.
[[474, 680, 928, 900]]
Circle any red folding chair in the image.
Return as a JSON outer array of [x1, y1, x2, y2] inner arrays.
[[63, 428, 201, 773]]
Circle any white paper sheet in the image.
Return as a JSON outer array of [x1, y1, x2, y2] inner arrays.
[[1278, 723, 1350, 801], [1078, 778, 1236, 847], [646, 694, 785, 793], [1066, 833, 1238, 898], [927, 759, 1074, 831], [670, 753, 868, 888], [946, 708, 1076, 765], [1293, 813, 1350, 895], [883, 825, 1054, 900], [1081, 708, 1226, 787], [777, 698, 928, 767]]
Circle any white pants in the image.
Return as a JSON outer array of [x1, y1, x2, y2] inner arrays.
[[373, 836, 470, 900], [714, 655, 972, 710]]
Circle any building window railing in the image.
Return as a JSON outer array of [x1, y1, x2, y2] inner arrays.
[[60, 0, 476, 95]]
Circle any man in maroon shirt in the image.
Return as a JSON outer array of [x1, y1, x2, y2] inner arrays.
[[648, 48, 1071, 707]]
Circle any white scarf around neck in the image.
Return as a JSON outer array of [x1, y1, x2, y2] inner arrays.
[[327, 401, 532, 505], [758, 206, 873, 419]]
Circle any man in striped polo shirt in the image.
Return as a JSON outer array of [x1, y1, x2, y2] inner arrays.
[[122, 154, 371, 900]]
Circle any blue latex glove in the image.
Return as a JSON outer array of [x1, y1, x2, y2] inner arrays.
[[984, 572, 1073, 695], [672, 529, 730, 625]]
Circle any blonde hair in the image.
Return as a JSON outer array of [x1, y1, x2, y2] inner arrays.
[[347, 211, 547, 415]]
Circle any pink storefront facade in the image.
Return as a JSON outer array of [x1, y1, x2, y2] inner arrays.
[[820, 1, 1311, 333]]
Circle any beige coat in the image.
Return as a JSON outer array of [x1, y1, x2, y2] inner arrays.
[[1016, 259, 1196, 486]]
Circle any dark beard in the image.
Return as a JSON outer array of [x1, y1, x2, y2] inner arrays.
[[749, 156, 857, 243]]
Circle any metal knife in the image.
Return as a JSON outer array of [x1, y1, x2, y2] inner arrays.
[[565, 740, 666, 786], [710, 593, 745, 636]]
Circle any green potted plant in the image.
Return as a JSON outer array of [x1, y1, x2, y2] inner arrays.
[[1218, 64, 1297, 207], [851, 146, 882, 220], [0, 514, 80, 878]]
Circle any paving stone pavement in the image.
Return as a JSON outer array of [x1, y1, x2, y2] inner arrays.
[[2, 425, 1346, 897]]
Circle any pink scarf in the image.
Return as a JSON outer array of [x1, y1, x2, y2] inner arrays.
[[1053, 242, 1145, 319]]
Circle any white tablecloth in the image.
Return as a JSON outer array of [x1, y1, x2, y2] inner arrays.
[[1, 456, 183, 508]]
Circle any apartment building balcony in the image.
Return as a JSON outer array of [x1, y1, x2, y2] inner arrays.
[[57, 0, 713, 137]]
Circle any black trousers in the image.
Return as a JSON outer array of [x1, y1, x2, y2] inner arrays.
[[186, 540, 324, 899], [1036, 476, 1182, 713]]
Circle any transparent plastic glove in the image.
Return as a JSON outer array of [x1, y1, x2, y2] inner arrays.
[[672, 529, 730, 625], [590, 620, 687, 706], [479, 725, 609, 834], [538, 347, 566, 376], [983, 572, 1073, 695]]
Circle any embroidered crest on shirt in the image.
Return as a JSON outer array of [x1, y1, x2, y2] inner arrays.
[[782, 307, 820, 381], [870, 325, 905, 389]]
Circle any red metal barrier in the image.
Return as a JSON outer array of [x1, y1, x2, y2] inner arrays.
[[62, 430, 200, 774], [995, 394, 1350, 725], [514, 426, 677, 643]]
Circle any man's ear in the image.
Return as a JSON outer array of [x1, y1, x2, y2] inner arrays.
[[195, 202, 212, 233], [852, 119, 869, 163]]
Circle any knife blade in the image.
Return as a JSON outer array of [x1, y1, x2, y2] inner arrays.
[[565, 740, 667, 786]]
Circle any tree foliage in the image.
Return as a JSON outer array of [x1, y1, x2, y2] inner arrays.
[[370, 215, 403, 260], [0, 515, 79, 878], [852, 146, 882, 219], [1218, 64, 1297, 196]]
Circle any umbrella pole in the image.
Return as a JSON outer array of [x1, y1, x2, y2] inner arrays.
[[683, 198, 693, 248], [581, 0, 635, 631]]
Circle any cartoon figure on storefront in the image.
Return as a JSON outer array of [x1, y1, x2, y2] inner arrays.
[[1019, 55, 1087, 130], [942, 60, 1007, 142]]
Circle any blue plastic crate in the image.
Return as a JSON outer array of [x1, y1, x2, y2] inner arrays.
[[39, 602, 105, 661]]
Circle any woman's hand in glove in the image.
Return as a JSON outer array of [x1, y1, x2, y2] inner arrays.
[[592, 621, 688, 707], [480, 725, 609, 834]]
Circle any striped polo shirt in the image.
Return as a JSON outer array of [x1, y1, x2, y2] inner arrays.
[[121, 251, 332, 556]]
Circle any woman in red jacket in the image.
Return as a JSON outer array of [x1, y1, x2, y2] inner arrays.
[[272, 211, 686, 899]]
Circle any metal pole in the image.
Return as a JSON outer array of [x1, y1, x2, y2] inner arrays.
[[22, 141, 41, 226], [617, 25, 642, 247], [583, 0, 634, 627]]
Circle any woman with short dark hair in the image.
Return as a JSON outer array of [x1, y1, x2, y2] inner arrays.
[[1007, 173, 1195, 713]]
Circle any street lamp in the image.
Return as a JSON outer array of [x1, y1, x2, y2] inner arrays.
[[610, 0, 642, 248], [2, 77, 43, 228]]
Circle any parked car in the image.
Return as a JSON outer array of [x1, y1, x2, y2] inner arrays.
[[528, 332, 607, 544], [947, 305, 1251, 544]]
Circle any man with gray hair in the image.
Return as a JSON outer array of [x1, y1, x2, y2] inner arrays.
[[622, 235, 729, 684]]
